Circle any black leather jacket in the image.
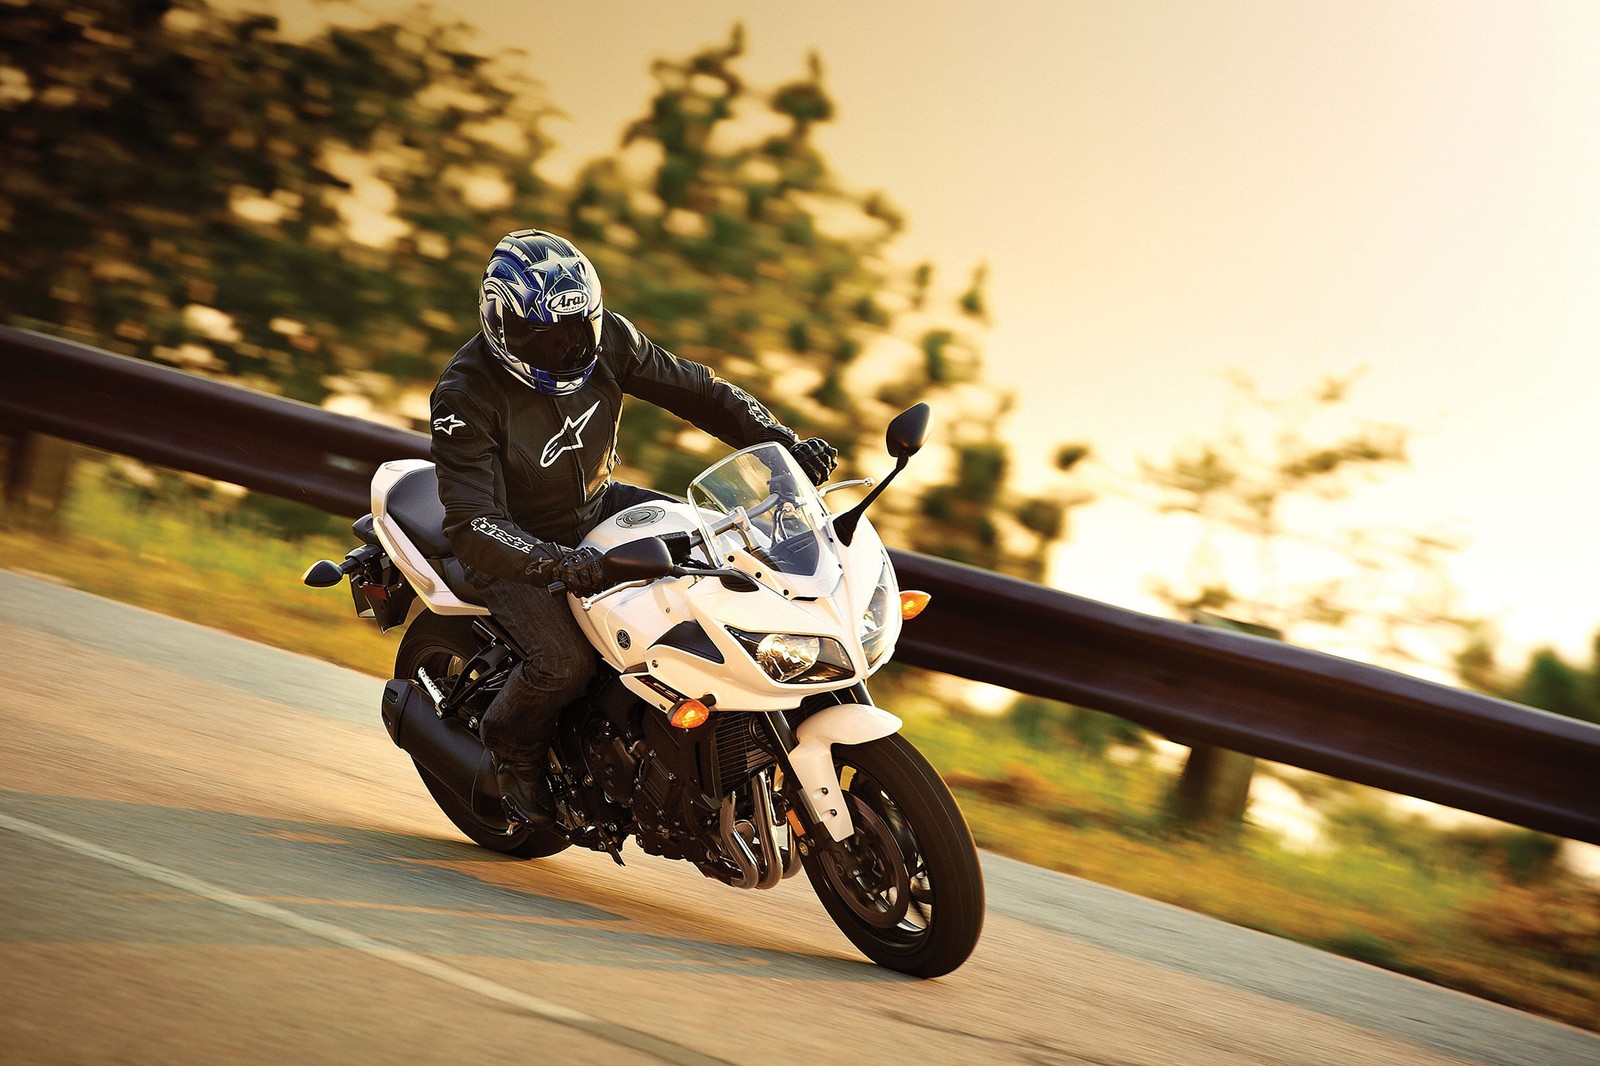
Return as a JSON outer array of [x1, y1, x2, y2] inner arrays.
[[429, 311, 796, 582]]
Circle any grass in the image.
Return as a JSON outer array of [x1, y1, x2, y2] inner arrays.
[[3, 459, 399, 678], [901, 708, 1599, 1029], [4, 456, 1597, 1031]]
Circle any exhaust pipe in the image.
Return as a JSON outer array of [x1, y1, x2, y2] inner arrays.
[[381, 679, 504, 822]]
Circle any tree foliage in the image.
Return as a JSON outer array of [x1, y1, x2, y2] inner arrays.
[[1, 0, 557, 403], [555, 28, 1052, 575], [0, 2, 1063, 577], [1139, 372, 1474, 669], [1458, 631, 1600, 726]]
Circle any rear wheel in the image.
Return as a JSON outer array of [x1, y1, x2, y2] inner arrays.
[[800, 733, 984, 977], [394, 612, 568, 859]]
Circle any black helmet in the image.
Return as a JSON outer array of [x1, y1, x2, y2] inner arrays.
[[479, 230, 603, 395]]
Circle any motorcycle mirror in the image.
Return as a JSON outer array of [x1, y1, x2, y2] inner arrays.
[[302, 559, 345, 588], [837, 403, 934, 546], [601, 537, 676, 585], [886, 403, 932, 460]]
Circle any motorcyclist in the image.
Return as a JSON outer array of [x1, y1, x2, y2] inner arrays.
[[430, 229, 838, 828]]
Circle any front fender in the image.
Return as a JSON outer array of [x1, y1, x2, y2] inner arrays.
[[788, 703, 902, 841]]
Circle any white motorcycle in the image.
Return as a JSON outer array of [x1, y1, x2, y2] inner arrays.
[[305, 403, 983, 976]]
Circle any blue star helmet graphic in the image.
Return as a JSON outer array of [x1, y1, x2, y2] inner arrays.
[[479, 230, 604, 396]]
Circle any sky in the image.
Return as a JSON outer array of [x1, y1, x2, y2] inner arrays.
[[275, 0, 1600, 667]]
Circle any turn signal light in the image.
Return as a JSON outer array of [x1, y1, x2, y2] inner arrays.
[[900, 590, 932, 620], [669, 697, 712, 729]]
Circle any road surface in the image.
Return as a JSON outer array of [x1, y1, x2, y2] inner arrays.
[[1, 569, 1594, 1065]]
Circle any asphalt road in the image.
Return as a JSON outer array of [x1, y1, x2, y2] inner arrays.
[[1, 569, 1595, 1066]]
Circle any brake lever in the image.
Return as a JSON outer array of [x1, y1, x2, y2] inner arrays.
[[579, 578, 655, 612]]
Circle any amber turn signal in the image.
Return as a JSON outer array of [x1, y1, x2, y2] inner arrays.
[[900, 590, 931, 620], [669, 697, 712, 729]]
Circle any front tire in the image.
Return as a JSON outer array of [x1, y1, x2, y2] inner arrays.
[[799, 733, 984, 977], [394, 611, 568, 859]]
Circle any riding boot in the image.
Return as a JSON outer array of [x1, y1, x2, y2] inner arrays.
[[492, 754, 554, 830]]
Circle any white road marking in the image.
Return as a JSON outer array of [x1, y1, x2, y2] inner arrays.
[[0, 810, 724, 1066]]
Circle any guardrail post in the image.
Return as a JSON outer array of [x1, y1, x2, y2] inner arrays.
[[1166, 743, 1258, 839], [0, 432, 74, 531], [1163, 613, 1278, 839]]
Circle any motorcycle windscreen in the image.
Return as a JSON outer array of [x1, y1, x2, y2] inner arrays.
[[688, 443, 840, 600]]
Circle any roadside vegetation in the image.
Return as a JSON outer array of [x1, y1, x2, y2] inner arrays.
[[3, 458, 1595, 1031]]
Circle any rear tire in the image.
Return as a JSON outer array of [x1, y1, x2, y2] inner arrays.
[[394, 612, 569, 859], [800, 733, 984, 977]]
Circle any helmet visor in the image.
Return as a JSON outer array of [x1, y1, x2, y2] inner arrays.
[[503, 312, 600, 373]]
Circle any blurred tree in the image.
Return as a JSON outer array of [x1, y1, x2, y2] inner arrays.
[[557, 27, 1065, 578], [2, 5, 1071, 579], [1458, 632, 1600, 726], [0, 0, 556, 403], [1140, 372, 1473, 660]]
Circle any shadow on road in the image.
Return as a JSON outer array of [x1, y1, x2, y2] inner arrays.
[[1, 790, 902, 984]]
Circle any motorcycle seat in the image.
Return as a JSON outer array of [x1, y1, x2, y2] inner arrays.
[[386, 465, 453, 556], [385, 465, 485, 606]]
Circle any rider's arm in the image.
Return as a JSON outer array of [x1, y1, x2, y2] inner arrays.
[[609, 313, 798, 450], [430, 386, 562, 583]]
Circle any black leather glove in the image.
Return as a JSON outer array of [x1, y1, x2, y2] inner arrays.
[[789, 437, 839, 487], [551, 545, 607, 597], [525, 544, 607, 596]]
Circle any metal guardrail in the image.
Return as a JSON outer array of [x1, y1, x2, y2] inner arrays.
[[0, 326, 430, 514], [4, 325, 1599, 844]]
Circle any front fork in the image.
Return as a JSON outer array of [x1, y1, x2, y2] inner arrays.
[[762, 698, 904, 850]]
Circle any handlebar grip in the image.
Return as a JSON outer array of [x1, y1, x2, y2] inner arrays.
[[546, 580, 567, 596]]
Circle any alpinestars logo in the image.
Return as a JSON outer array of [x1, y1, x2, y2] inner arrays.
[[727, 384, 780, 431], [540, 399, 600, 468], [432, 413, 466, 436], [470, 517, 539, 554]]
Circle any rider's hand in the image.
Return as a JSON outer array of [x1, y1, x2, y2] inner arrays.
[[526, 544, 607, 596], [551, 546, 607, 597], [789, 437, 838, 487]]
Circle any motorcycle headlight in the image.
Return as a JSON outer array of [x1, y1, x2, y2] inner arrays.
[[728, 627, 854, 684], [860, 553, 898, 667]]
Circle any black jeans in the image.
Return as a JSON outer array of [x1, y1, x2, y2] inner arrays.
[[468, 482, 674, 771]]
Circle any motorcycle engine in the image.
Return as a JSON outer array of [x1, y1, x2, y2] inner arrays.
[[629, 711, 716, 862], [563, 700, 700, 862]]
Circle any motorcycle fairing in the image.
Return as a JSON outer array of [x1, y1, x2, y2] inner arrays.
[[575, 506, 897, 709], [574, 465, 910, 841]]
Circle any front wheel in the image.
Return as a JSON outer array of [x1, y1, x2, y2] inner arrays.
[[799, 733, 984, 977]]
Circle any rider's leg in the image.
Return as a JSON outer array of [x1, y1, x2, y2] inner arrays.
[[468, 569, 597, 826]]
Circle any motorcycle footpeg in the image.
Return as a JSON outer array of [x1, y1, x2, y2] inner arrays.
[[501, 797, 555, 831]]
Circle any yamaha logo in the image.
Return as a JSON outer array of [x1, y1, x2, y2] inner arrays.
[[545, 288, 589, 315], [617, 506, 666, 528], [616, 630, 631, 650]]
